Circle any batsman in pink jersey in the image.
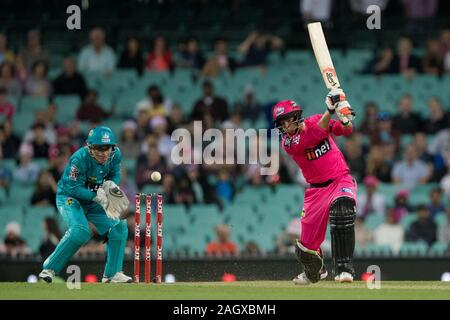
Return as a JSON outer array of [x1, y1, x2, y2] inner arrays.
[[273, 88, 357, 285]]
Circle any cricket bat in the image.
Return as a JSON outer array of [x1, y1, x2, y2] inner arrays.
[[307, 22, 340, 90]]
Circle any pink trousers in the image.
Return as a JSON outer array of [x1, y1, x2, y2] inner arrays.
[[301, 174, 357, 251]]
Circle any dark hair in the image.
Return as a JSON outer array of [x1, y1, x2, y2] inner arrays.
[[416, 204, 429, 212], [31, 60, 48, 76]]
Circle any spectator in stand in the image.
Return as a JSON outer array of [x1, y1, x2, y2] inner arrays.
[[440, 29, 450, 73], [0, 87, 15, 119], [24, 60, 52, 97], [67, 120, 86, 150], [135, 146, 166, 190], [438, 207, 450, 244], [0, 62, 22, 99], [76, 90, 111, 123], [238, 30, 284, 68], [119, 166, 137, 206], [392, 144, 430, 190], [233, 85, 261, 124], [0, 158, 12, 197], [134, 84, 172, 118], [365, 144, 393, 182], [161, 173, 176, 204], [0, 119, 21, 158], [358, 101, 379, 136], [392, 189, 412, 223], [216, 169, 234, 203], [0, 222, 31, 257], [402, 0, 438, 37], [78, 27, 116, 75], [373, 208, 404, 254], [202, 38, 237, 77], [149, 116, 175, 159], [357, 176, 386, 219], [177, 37, 205, 71], [354, 216, 373, 249], [22, 107, 57, 146], [389, 37, 421, 77], [145, 35, 173, 72], [406, 205, 437, 246], [392, 94, 423, 135], [53, 57, 88, 99], [118, 120, 140, 159], [118, 37, 144, 76], [134, 106, 151, 140], [369, 111, 401, 151], [28, 122, 50, 158], [166, 104, 186, 134], [300, 0, 333, 25], [205, 224, 238, 257], [31, 170, 57, 207], [276, 217, 301, 255], [428, 187, 446, 218], [412, 132, 443, 181], [48, 143, 71, 182], [424, 97, 448, 134], [191, 80, 229, 123], [343, 133, 366, 183], [0, 33, 15, 64], [15, 56, 29, 87], [363, 47, 394, 75], [18, 30, 50, 71], [422, 39, 444, 75], [39, 217, 61, 261]]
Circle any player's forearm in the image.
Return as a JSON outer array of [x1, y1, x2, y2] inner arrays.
[[318, 111, 332, 130], [66, 184, 97, 201]]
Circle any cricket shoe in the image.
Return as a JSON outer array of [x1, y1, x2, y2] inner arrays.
[[334, 272, 353, 283], [102, 271, 133, 283], [39, 269, 55, 283], [293, 267, 328, 285]]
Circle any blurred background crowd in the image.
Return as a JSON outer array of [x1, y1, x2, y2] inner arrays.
[[1, 0, 450, 261]]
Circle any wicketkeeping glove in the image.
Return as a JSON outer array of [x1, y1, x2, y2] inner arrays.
[[102, 180, 130, 220], [325, 88, 346, 114], [336, 100, 355, 126], [93, 187, 117, 218]]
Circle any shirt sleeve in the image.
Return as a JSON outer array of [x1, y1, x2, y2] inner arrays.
[[61, 156, 97, 201], [328, 119, 353, 136], [106, 148, 122, 185]]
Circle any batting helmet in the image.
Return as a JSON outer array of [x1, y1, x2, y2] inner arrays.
[[272, 100, 304, 133]]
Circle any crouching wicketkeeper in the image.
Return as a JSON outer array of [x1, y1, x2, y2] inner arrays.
[[39, 126, 132, 283]]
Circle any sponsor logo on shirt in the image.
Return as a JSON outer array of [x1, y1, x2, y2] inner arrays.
[[284, 135, 300, 148], [69, 165, 80, 181], [306, 138, 331, 161], [66, 198, 73, 206], [342, 187, 353, 195]]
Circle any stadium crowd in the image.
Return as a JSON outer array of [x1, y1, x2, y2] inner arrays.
[[1, 21, 450, 257]]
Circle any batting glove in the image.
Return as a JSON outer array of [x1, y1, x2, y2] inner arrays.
[[336, 100, 355, 126], [325, 88, 346, 114]]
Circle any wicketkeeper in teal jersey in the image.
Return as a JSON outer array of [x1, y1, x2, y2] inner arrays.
[[39, 126, 132, 283]]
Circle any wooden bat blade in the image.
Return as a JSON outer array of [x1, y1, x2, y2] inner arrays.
[[307, 22, 340, 90]]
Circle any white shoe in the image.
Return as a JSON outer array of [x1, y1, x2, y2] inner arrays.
[[39, 269, 55, 283], [334, 272, 353, 283], [293, 272, 311, 285], [293, 268, 328, 285], [102, 271, 133, 283]]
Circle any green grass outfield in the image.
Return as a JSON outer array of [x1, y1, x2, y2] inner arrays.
[[0, 281, 449, 299]]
